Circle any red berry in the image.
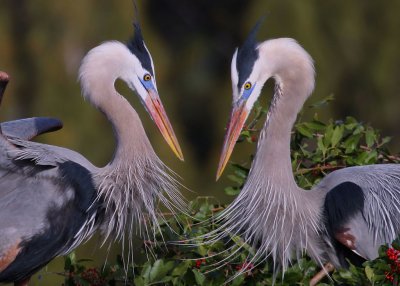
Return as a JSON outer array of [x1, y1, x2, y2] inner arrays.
[[194, 259, 205, 269]]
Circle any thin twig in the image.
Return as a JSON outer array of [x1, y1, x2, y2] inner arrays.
[[294, 165, 346, 176], [211, 207, 224, 212], [310, 262, 335, 286]]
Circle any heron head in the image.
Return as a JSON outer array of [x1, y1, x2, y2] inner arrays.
[[216, 20, 265, 180], [124, 23, 184, 161]]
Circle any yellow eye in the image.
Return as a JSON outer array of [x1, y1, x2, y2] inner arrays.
[[244, 82, 252, 90], [143, 74, 151, 81]]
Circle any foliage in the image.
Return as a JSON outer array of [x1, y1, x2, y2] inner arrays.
[[53, 97, 400, 285]]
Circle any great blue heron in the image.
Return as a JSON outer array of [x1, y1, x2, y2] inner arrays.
[[210, 22, 400, 280], [0, 22, 185, 286]]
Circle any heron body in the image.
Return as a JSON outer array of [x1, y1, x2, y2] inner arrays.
[[0, 23, 184, 285], [213, 23, 400, 273]]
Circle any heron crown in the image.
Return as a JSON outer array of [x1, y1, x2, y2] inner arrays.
[[234, 19, 263, 89], [127, 22, 154, 76]]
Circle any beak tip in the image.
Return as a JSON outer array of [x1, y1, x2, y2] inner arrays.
[[171, 145, 184, 161], [215, 166, 224, 181], [175, 147, 184, 161]]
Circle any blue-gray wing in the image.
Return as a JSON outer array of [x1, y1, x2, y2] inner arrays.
[[318, 164, 400, 261], [8, 138, 96, 171], [0, 135, 99, 283], [1, 117, 63, 141]]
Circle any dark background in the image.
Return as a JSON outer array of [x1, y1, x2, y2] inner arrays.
[[1, 0, 399, 284]]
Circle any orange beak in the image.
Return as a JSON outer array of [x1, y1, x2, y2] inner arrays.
[[144, 89, 184, 161], [216, 101, 249, 180]]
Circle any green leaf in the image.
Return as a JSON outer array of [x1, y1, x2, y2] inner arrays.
[[303, 120, 326, 131], [344, 134, 362, 154], [149, 259, 173, 282], [227, 174, 244, 185], [365, 128, 376, 147], [234, 168, 248, 179], [196, 245, 208, 256], [296, 123, 314, 138], [231, 274, 245, 286], [331, 125, 344, 147], [141, 261, 152, 283], [308, 94, 335, 108], [338, 269, 353, 279], [353, 124, 365, 135], [365, 150, 378, 164], [381, 136, 391, 145], [171, 261, 191, 277], [240, 130, 250, 138], [199, 202, 212, 214], [224, 186, 241, 196], [192, 269, 206, 285], [134, 277, 145, 286], [323, 124, 334, 146], [64, 252, 76, 270], [364, 265, 374, 281], [344, 116, 359, 130], [157, 275, 173, 283], [317, 136, 327, 157], [356, 151, 374, 164]]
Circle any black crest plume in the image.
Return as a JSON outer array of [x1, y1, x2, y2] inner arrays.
[[236, 18, 264, 88], [127, 2, 154, 75]]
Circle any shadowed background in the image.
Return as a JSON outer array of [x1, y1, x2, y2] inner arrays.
[[1, 0, 400, 284]]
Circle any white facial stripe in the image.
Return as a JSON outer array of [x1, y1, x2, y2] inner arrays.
[[231, 49, 239, 101], [142, 42, 158, 90], [133, 76, 148, 100], [231, 49, 239, 86]]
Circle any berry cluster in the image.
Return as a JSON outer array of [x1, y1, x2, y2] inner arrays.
[[387, 248, 399, 261], [385, 247, 400, 282], [194, 258, 206, 269], [235, 261, 254, 272], [81, 268, 106, 286]]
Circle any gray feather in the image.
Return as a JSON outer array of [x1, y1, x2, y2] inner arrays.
[[318, 164, 400, 262], [1, 117, 63, 141]]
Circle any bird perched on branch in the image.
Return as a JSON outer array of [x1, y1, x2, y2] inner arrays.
[[208, 21, 400, 280], [0, 21, 185, 286]]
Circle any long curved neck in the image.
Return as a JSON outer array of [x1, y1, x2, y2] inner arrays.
[[79, 43, 153, 168], [96, 84, 153, 167], [254, 69, 313, 191]]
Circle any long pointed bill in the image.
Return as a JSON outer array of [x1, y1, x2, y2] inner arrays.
[[216, 100, 249, 180], [144, 89, 184, 161]]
